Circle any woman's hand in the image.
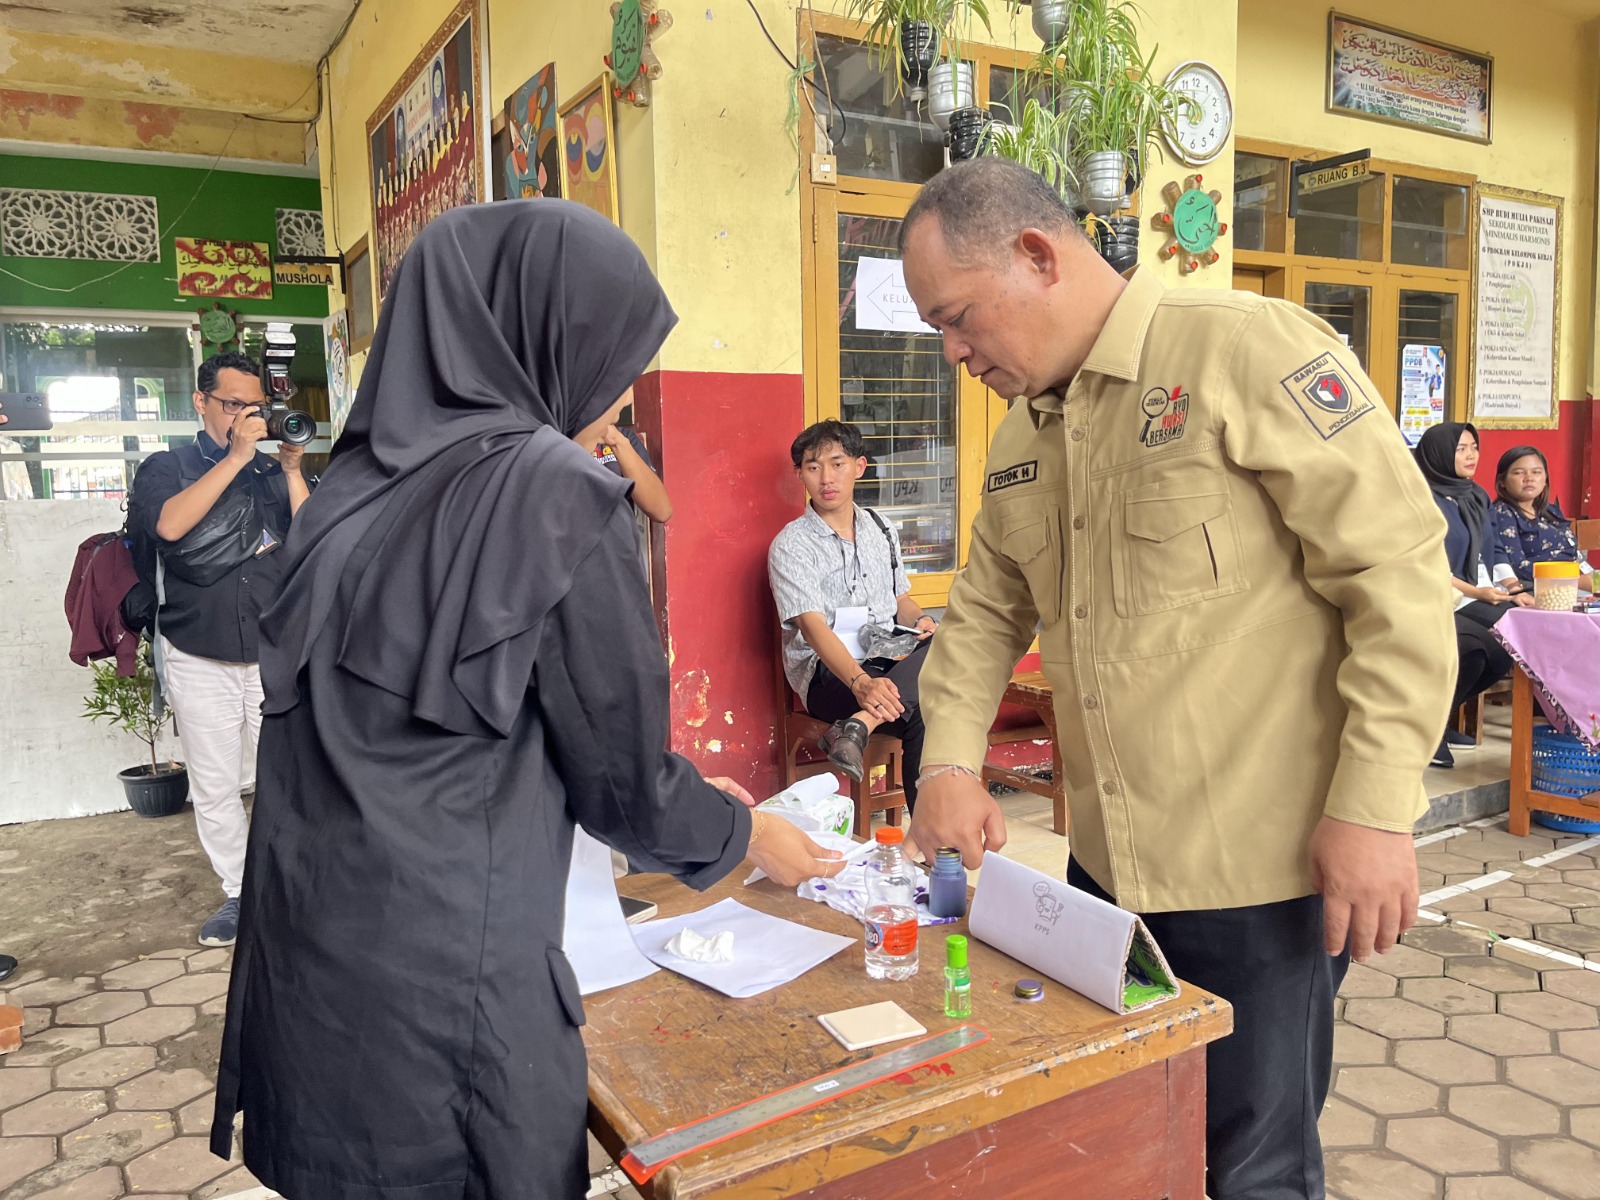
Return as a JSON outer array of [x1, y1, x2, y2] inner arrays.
[[705, 776, 756, 806], [744, 812, 846, 887], [1511, 591, 1536, 608], [1473, 585, 1512, 605]]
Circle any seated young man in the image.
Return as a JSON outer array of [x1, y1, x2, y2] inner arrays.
[[768, 421, 936, 806]]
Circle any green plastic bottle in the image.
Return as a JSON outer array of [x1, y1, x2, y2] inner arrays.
[[944, 935, 972, 1019]]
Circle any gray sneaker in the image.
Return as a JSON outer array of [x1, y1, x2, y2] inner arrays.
[[199, 897, 241, 947]]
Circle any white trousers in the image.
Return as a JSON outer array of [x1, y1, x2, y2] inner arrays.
[[159, 637, 261, 899]]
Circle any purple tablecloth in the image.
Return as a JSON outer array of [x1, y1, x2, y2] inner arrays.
[[1491, 609, 1600, 752]]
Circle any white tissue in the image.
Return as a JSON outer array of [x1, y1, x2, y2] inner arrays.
[[663, 927, 735, 963]]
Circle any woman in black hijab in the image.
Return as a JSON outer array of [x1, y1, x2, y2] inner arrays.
[[1412, 423, 1529, 767], [211, 202, 843, 1199]]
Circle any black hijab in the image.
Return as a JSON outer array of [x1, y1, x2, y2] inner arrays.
[[1414, 422, 1486, 577], [259, 201, 677, 737]]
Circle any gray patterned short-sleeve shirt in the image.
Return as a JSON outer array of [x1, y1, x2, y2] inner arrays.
[[768, 504, 911, 698]]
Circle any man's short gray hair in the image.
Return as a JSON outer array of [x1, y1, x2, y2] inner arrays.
[[898, 158, 1080, 264]]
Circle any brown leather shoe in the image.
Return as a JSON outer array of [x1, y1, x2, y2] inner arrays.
[[820, 718, 869, 782]]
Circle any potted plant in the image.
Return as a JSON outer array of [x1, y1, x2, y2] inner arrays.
[[981, 98, 1079, 203], [946, 105, 992, 159], [845, 0, 992, 103], [1032, 0, 1071, 45], [1085, 212, 1141, 272], [1034, 1, 1191, 217], [83, 642, 189, 818]]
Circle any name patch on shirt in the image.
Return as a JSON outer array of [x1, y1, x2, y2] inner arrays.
[[987, 461, 1038, 492], [1281, 353, 1375, 440], [1139, 385, 1189, 448]]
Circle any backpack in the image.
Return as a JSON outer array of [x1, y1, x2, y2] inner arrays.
[[119, 443, 214, 636]]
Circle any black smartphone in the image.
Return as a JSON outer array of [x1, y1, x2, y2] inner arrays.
[[618, 894, 658, 924], [0, 392, 52, 432]]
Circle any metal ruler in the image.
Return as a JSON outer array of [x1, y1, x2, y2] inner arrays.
[[621, 1024, 989, 1183]]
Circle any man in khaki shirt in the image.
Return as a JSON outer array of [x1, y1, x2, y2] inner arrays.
[[900, 159, 1454, 1200]]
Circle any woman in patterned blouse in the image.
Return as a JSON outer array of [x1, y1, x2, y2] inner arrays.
[[1490, 446, 1592, 591]]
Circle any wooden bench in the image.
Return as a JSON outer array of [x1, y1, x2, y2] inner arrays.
[[982, 669, 1068, 836]]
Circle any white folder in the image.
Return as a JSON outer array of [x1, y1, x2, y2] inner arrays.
[[968, 852, 1179, 1015]]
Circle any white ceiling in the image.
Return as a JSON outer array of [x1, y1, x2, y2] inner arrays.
[[1, 0, 358, 66]]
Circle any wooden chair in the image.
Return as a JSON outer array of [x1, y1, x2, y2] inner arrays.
[[1454, 678, 1512, 746], [774, 640, 907, 837]]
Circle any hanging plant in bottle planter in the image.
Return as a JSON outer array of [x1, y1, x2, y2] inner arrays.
[[946, 105, 992, 159], [1023, 0, 1194, 266], [844, 0, 992, 102], [981, 98, 1077, 199]]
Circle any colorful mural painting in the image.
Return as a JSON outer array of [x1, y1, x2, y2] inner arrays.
[[504, 63, 562, 201], [365, 0, 486, 301]]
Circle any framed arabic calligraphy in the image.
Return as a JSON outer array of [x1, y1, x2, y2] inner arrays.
[[1327, 14, 1492, 144]]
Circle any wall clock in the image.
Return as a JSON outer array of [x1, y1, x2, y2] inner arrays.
[[1163, 60, 1232, 167]]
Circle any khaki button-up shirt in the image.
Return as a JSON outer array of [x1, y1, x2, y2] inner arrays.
[[921, 268, 1455, 913]]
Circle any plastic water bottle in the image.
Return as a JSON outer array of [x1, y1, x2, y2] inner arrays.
[[864, 827, 919, 980]]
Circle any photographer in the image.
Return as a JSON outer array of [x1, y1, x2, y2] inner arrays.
[[128, 351, 309, 947]]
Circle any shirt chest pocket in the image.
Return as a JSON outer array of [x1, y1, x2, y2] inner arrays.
[[1111, 479, 1247, 617], [998, 498, 1064, 627]]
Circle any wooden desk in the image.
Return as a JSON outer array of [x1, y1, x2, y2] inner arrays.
[[982, 670, 1068, 836], [1508, 666, 1600, 835], [586, 871, 1231, 1198]]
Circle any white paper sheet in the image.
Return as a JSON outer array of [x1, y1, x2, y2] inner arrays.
[[832, 605, 871, 661], [853, 255, 939, 335], [561, 827, 661, 996], [631, 898, 856, 998]]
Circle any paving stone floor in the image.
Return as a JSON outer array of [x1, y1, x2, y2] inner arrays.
[[3, 815, 1599, 1199]]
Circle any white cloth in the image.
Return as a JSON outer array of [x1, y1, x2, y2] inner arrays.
[[663, 928, 735, 962], [159, 637, 260, 898]]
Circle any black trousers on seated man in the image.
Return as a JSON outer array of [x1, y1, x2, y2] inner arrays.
[[805, 637, 930, 811], [1069, 858, 1350, 1200]]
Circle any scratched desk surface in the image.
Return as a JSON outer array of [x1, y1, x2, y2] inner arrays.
[[584, 869, 1231, 1199]]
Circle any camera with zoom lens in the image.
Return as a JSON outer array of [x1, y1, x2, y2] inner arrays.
[[255, 322, 317, 446]]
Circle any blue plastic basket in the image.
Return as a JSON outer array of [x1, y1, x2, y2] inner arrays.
[[1531, 726, 1600, 834]]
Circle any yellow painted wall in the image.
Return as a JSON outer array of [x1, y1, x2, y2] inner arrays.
[[321, 1, 1596, 394], [1237, 0, 1600, 401], [645, 0, 1239, 376], [318, 0, 656, 370], [0, 27, 316, 119], [319, 0, 1242, 378], [0, 89, 306, 164]]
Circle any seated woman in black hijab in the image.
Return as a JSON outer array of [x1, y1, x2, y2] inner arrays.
[[1413, 423, 1532, 768], [212, 202, 846, 1200]]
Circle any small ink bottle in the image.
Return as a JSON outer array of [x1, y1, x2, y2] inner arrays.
[[944, 935, 972, 1019], [928, 847, 968, 919]]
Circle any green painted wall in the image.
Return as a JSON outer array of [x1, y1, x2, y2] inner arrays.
[[0, 154, 327, 319]]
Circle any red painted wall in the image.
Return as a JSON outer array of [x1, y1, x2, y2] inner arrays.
[[645, 369, 807, 796], [1473, 398, 1592, 516]]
